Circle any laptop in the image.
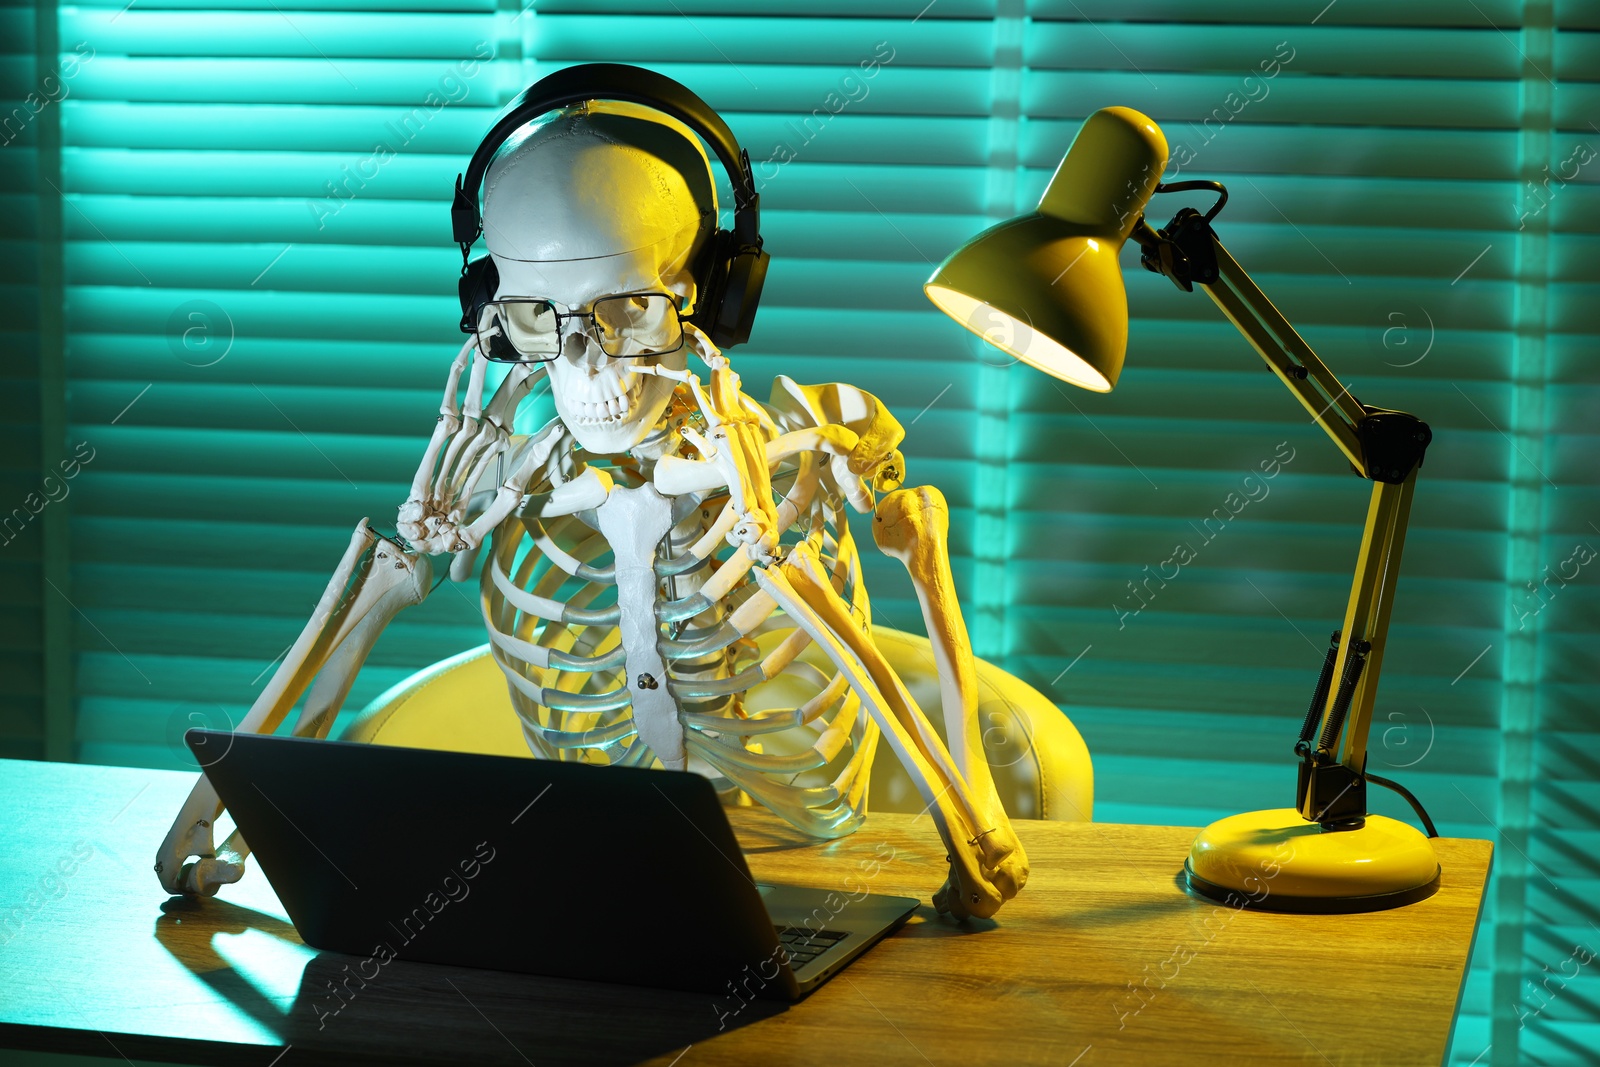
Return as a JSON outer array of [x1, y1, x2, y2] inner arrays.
[[185, 729, 920, 1000]]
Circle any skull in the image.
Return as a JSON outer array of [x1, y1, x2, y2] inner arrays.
[[482, 101, 716, 456]]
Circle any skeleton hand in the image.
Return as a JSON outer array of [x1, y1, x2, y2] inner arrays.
[[934, 823, 1028, 920], [397, 329, 551, 556], [680, 325, 781, 563], [155, 773, 245, 896]]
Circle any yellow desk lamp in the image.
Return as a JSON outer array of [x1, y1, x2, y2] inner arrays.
[[926, 107, 1441, 913]]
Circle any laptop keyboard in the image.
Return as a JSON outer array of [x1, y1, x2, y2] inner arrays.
[[773, 925, 849, 966]]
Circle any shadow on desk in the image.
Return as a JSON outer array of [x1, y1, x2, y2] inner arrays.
[[153, 897, 784, 1067]]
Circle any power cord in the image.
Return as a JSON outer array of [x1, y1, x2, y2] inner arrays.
[[1365, 771, 1440, 838]]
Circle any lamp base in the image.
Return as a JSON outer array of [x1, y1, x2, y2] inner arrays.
[[1183, 807, 1440, 914]]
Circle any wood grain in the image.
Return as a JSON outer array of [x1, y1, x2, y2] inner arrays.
[[0, 759, 1491, 1067]]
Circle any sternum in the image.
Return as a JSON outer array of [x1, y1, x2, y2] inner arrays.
[[594, 484, 684, 769]]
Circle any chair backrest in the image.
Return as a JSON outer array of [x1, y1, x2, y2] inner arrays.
[[341, 629, 1092, 822]]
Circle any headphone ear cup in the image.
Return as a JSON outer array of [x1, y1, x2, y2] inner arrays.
[[713, 246, 767, 349], [688, 229, 732, 343], [689, 229, 766, 349], [458, 255, 499, 334]]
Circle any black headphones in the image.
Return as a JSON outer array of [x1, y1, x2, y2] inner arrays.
[[451, 63, 768, 349]]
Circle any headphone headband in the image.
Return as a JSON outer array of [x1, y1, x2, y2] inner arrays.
[[451, 62, 761, 254]]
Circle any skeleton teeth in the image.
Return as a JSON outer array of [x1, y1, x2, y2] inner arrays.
[[570, 374, 646, 426]]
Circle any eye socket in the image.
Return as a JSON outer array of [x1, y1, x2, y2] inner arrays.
[[498, 300, 559, 353], [592, 293, 681, 356], [478, 299, 559, 362]]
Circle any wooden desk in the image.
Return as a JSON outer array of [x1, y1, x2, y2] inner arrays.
[[0, 759, 1490, 1067]]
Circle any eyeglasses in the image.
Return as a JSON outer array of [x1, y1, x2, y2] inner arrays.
[[475, 292, 686, 363]]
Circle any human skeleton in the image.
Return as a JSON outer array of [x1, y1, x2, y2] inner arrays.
[[156, 102, 1028, 918]]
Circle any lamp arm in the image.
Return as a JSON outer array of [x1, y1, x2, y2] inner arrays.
[[1133, 208, 1434, 831], [1133, 210, 1370, 472]]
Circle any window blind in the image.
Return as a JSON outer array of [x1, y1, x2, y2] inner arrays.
[[1, 0, 69, 764], [1520, 1, 1600, 1062], [57, 0, 508, 771], [28, 2, 1596, 1064], [0, 0, 43, 761]]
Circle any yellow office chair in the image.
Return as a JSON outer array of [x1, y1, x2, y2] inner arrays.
[[341, 628, 1092, 822]]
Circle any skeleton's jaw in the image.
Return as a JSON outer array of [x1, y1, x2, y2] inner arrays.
[[562, 366, 646, 427], [551, 362, 679, 456]]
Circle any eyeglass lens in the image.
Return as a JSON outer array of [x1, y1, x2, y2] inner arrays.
[[477, 294, 683, 362]]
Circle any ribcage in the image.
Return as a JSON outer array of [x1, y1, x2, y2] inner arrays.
[[478, 459, 879, 839]]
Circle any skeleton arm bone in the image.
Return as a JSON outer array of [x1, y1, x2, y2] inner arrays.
[[159, 338, 557, 897], [756, 543, 1028, 919], [155, 521, 432, 896], [873, 486, 1006, 836]]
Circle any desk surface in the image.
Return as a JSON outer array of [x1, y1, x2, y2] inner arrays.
[[0, 758, 1491, 1067]]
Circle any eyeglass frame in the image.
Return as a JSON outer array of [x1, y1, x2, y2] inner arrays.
[[474, 290, 690, 363]]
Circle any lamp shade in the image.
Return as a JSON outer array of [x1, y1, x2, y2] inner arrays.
[[925, 106, 1169, 392]]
